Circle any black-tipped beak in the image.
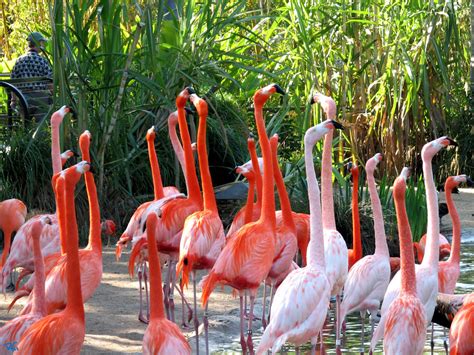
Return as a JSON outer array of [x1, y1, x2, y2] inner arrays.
[[310, 96, 315, 105], [184, 107, 193, 115], [88, 163, 95, 174], [273, 84, 285, 95], [467, 177, 474, 187], [186, 87, 195, 95], [71, 150, 79, 157], [248, 132, 255, 140], [446, 137, 458, 146], [331, 120, 344, 130]]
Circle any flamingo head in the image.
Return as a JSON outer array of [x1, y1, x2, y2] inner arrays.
[[366, 153, 383, 175], [78, 130, 92, 161], [146, 126, 156, 141], [176, 87, 195, 107], [190, 94, 209, 118], [30, 220, 44, 241], [101, 219, 116, 236], [50, 105, 70, 126], [304, 119, 342, 147], [393, 168, 409, 200], [422, 136, 457, 161], [253, 84, 285, 106], [400, 167, 411, 181], [311, 93, 337, 119], [61, 161, 90, 185]]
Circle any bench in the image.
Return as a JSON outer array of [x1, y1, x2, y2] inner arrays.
[[0, 75, 53, 129]]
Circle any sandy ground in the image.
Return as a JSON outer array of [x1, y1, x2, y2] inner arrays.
[[0, 188, 472, 354]]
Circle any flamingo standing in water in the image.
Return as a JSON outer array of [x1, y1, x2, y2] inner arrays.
[[18, 162, 88, 353], [19, 131, 103, 316], [337, 154, 391, 353], [129, 88, 203, 323], [382, 168, 427, 354], [142, 213, 191, 355], [260, 134, 298, 328], [347, 163, 362, 269], [0, 199, 27, 267], [1, 106, 71, 291], [176, 93, 225, 354], [449, 292, 474, 354], [201, 84, 284, 354], [371, 136, 458, 351], [256, 119, 341, 354], [312, 93, 348, 348], [0, 219, 46, 352]]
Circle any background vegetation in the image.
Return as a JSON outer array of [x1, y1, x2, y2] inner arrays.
[[0, 0, 471, 248]]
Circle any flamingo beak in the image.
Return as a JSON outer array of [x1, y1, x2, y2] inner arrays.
[[273, 84, 285, 95], [331, 120, 344, 130]]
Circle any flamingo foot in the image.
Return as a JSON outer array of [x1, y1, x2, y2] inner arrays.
[[246, 329, 254, 355], [138, 312, 149, 324]]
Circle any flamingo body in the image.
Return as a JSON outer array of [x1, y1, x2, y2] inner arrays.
[[0, 199, 27, 266], [323, 229, 348, 295], [143, 320, 191, 355], [449, 293, 474, 355]]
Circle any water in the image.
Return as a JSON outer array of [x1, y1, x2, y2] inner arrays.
[[223, 229, 474, 354]]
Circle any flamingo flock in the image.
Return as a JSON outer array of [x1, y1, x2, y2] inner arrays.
[[0, 85, 472, 355]]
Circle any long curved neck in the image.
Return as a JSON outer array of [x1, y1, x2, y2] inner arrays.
[[321, 130, 336, 230], [31, 230, 46, 315], [394, 179, 417, 295], [367, 167, 389, 256], [177, 106, 202, 206], [168, 117, 186, 175], [51, 122, 62, 175], [305, 142, 325, 268], [254, 101, 275, 227], [446, 183, 461, 264], [81, 147, 101, 252], [244, 177, 255, 224], [63, 178, 85, 319], [271, 141, 295, 229], [421, 153, 439, 267], [53, 178, 67, 254], [351, 169, 362, 261], [197, 109, 217, 213], [250, 145, 263, 208], [147, 135, 165, 200], [147, 219, 165, 320]]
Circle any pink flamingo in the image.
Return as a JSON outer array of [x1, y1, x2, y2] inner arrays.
[[312, 93, 348, 348], [176, 93, 225, 353], [256, 119, 341, 354], [437, 175, 472, 351], [382, 168, 427, 354], [260, 134, 298, 328], [201, 84, 284, 354], [414, 234, 451, 262], [142, 213, 191, 355], [60, 149, 77, 167], [449, 292, 474, 355], [337, 154, 391, 353], [18, 162, 88, 354], [371, 136, 458, 351], [0, 199, 27, 267], [102, 219, 117, 246], [128, 88, 203, 323], [19, 131, 103, 316], [347, 163, 362, 269], [1, 107, 70, 290], [0, 219, 46, 352], [226, 139, 263, 238]]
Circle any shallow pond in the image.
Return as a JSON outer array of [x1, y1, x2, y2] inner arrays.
[[222, 229, 474, 354]]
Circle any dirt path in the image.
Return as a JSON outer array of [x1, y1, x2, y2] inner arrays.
[[0, 188, 472, 354]]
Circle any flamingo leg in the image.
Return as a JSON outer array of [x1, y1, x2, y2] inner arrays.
[[143, 262, 150, 321], [137, 265, 148, 324], [261, 283, 267, 329], [360, 311, 366, 355], [192, 271, 200, 355], [174, 283, 194, 325], [163, 260, 172, 320], [169, 260, 177, 323], [336, 294, 342, 352], [239, 295, 248, 354], [246, 294, 256, 354], [319, 331, 325, 355], [430, 322, 434, 354], [204, 302, 209, 355], [295, 346, 300, 355], [267, 282, 275, 323], [443, 327, 448, 354]]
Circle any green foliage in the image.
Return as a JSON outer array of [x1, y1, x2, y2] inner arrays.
[[0, 0, 470, 241]]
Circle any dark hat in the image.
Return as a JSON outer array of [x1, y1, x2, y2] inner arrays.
[[27, 32, 47, 43]]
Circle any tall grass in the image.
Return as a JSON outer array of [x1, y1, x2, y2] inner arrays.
[[0, 0, 470, 241]]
